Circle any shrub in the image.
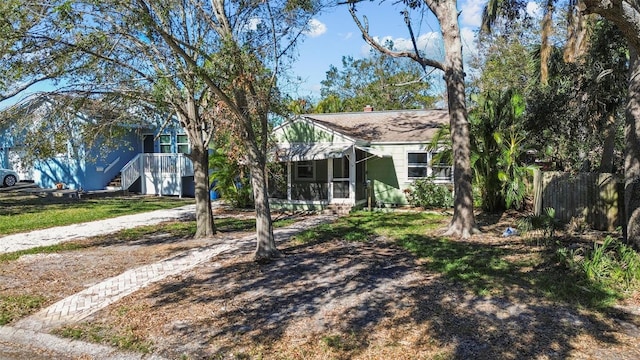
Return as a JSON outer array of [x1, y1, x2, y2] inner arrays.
[[557, 236, 640, 292], [404, 178, 453, 209]]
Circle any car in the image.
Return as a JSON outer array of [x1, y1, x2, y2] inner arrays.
[[0, 168, 19, 187]]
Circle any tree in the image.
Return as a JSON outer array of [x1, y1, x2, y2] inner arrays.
[[483, 0, 640, 245], [348, 1, 478, 238], [582, 0, 640, 247], [526, 20, 627, 173], [470, 91, 530, 212], [1, 0, 320, 260], [430, 90, 534, 212], [316, 49, 437, 112]]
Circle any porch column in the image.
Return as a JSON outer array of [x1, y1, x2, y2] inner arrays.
[[349, 146, 356, 204], [287, 162, 292, 201], [141, 154, 147, 195], [327, 158, 334, 202], [177, 154, 183, 198]]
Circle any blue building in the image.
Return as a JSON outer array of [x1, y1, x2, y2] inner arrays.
[[0, 96, 195, 196]]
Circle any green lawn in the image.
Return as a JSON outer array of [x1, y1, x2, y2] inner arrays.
[[0, 194, 194, 236]]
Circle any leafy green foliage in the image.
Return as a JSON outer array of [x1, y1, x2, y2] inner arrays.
[[315, 47, 437, 112], [404, 178, 453, 209], [209, 147, 253, 209], [433, 90, 535, 211], [517, 207, 561, 239], [470, 91, 535, 211], [557, 236, 640, 294], [525, 20, 628, 172]]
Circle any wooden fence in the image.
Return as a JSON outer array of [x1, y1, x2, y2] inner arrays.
[[533, 171, 623, 231]]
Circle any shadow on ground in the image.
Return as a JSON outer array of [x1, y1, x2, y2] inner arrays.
[[133, 211, 635, 359]]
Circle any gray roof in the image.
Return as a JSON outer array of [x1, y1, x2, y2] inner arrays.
[[303, 109, 449, 143]]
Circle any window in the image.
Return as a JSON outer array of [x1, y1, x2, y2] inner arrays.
[[333, 157, 349, 179], [159, 135, 171, 153], [431, 154, 453, 181], [407, 151, 452, 181], [407, 152, 429, 178], [295, 161, 315, 180], [177, 134, 190, 154]]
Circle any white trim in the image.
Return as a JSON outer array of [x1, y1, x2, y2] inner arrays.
[[176, 133, 190, 154], [104, 157, 120, 173], [406, 150, 453, 183], [274, 143, 352, 162]]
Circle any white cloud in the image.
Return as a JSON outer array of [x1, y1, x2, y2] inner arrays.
[[460, 27, 478, 60], [248, 17, 261, 31], [460, 0, 486, 27], [361, 32, 443, 57], [305, 19, 327, 38], [526, 2, 542, 18]]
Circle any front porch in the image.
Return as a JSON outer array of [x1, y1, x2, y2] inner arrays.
[[119, 153, 194, 197], [269, 145, 381, 212]]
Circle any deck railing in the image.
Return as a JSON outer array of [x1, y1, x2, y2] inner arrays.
[[120, 153, 194, 190], [120, 154, 143, 190]]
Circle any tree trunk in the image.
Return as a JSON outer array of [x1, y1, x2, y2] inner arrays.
[[439, 3, 478, 238], [540, 1, 554, 86], [247, 144, 279, 261], [191, 143, 215, 238], [599, 109, 617, 173], [625, 47, 640, 248]]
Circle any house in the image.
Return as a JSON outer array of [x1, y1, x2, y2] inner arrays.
[[0, 96, 195, 196], [269, 107, 453, 211]]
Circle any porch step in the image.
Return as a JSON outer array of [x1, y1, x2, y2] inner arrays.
[[324, 204, 353, 216], [106, 173, 123, 190]]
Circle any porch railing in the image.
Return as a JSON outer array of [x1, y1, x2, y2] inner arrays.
[[120, 153, 194, 190], [120, 154, 143, 190]]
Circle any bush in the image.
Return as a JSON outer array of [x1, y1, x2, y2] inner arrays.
[[404, 178, 453, 209], [557, 236, 640, 292], [209, 148, 254, 209]]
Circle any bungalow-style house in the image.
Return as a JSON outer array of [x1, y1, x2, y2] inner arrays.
[[270, 107, 453, 211], [0, 96, 195, 196]]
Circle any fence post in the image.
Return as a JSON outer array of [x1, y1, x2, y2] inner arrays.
[[533, 169, 543, 216]]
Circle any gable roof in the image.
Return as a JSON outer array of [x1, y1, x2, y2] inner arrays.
[[302, 108, 449, 143]]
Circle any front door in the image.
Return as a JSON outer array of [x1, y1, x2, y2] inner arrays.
[[332, 157, 349, 199], [143, 134, 155, 153]]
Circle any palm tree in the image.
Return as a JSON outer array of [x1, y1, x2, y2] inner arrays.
[[430, 90, 534, 212]]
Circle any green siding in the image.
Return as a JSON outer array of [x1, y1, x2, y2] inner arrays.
[[366, 157, 408, 205], [279, 122, 335, 143]]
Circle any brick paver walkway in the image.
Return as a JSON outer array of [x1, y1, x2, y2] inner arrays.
[[12, 214, 336, 334], [0, 205, 196, 254]]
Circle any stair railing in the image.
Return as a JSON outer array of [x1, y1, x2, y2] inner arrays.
[[120, 154, 143, 190]]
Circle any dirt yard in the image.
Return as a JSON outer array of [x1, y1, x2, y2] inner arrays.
[[2, 208, 640, 359]]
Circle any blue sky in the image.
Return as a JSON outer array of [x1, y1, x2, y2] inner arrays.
[[1, 1, 542, 109], [288, 0, 491, 101]]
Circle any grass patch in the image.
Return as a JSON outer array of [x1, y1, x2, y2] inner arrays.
[[293, 210, 445, 244], [114, 216, 295, 239], [0, 242, 86, 262], [54, 323, 154, 354], [0, 195, 194, 235], [0, 295, 47, 325], [0, 215, 299, 263]]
